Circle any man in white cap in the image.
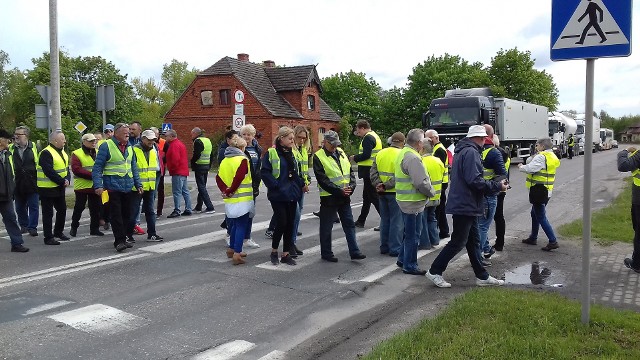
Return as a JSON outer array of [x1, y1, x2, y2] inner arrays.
[[70, 133, 103, 237], [129, 130, 163, 241], [426, 125, 508, 288]]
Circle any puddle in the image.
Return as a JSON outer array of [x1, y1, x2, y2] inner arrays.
[[504, 262, 565, 287]]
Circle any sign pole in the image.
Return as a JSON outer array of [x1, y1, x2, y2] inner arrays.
[[581, 58, 595, 324], [49, 0, 61, 132]]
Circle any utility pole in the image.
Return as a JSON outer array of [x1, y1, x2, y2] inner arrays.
[[49, 0, 62, 132]]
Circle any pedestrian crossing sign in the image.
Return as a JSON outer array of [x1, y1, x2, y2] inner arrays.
[[551, 0, 632, 61], [162, 123, 172, 132]]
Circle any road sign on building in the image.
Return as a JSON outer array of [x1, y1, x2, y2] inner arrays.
[[551, 0, 632, 61], [233, 115, 245, 131], [162, 123, 172, 132]]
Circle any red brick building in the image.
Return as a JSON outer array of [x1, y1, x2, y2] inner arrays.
[[164, 53, 341, 160]]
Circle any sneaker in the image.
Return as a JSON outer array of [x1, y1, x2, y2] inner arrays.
[[265, 230, 273, 239], [281, 254, 297, 265], [146, 235, 164, 242], [373, 226, 380, 231], [124, 241, 134, 248], [167, 211, 181, 218], [476, 275, 505, 287], [115, 243, 127, 252], [270, 252, 279, 265], [292, 245, 304, 255], [313, 211, 320, 217], [54, 233, 70, 241], [541, 242, 559, 251], [521, 238, 537, 245], [426, 271, 452, 288], [182, 210, 192, 216], [492, 245, 503, 252], [244, 239, 260, 248], [69, 227, 78, 237], [205, 208, 216, 214], [350, 253, 366, 260], [623, 258, 640, 273], [126, 235, 135, 243], [484, 247, 496, 259], [133, 225, 146, 235], [354, 221, 365, 228], [193, 207, 202, 213], [28, 228, 38, 237], [11, 244, 29, 252], [89, 230, 105, 236]]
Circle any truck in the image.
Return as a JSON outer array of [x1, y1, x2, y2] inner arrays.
[[548, 111, 577, 158], [574, 113, 601, 153], [422, 88, 548, 160], [599, 128, 614, 150]]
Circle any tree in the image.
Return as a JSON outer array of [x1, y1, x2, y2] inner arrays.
[[132, 76, 172, 130], [488, 48, 559, 110], [379, 86, 410, 135], [161, 59, 198, 103], [0, 50, 27, 129]]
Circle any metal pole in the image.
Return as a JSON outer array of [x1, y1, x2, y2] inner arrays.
[[102, 110, 107, 128], [582, 58, 595, 324], [49, 0, 62, 131]]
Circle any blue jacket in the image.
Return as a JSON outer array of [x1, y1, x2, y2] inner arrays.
[[482, 144, 507, 196], [446, 138, 502, 216], [92, 139, 142, 193], [260, 147, 303, 203]]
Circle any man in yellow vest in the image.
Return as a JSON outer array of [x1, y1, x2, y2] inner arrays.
[[425, 129, 450, 239], [70, 133, 103, 237], [350, 119, 382, 228], [419, 137, 445, 250], [191, 127, 215, 213], [0, 129, 29, 252], [618, 146, 640, 273], [130, 130, 163, 242], [37, 131, 71, 245], [370, 132, 405, 257], [10, 125, 40, 237], [395, 129, 435, 275], [314, 130, 366, 262], [567, 134, 575, 159]]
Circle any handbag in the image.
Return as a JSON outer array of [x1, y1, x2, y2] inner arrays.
[[528, 184, 548, 204]]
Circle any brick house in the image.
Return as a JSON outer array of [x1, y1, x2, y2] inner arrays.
[[164, 53, 341, 161], [621, 123, 640, 142]]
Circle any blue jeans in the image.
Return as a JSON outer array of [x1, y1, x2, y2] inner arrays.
[[319, 202, 361, 258], [478, 195, 497, 254], [429, 215, 489, 280], [378, 193, 402, 254], [14, 192, 39, 230], [130, 190, 157, 236], [419, 206, 440, 248], [227, 213, 250, 253], [398, 211, 423, 272], [171, 175, 192, 213], [0, 200, 25, 246], [529, 203, 557, 243]]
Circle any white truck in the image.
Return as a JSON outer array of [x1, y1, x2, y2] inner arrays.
[[574, 113, 601, 153], [548, 111, 577, 158]]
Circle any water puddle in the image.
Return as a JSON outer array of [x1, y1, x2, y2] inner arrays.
[[504, 262, 565, 287]]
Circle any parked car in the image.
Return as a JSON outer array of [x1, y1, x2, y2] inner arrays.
[[612, 140, 619, 148]]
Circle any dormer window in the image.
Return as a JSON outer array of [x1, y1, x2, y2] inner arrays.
[[307, 95, 315, 110]]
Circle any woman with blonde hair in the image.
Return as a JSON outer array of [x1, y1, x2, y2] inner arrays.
[[290, 125, 311, 254]]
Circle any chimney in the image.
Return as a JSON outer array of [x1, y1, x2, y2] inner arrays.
[[263, 60, 275, 68], [237, 53, 249, 62]]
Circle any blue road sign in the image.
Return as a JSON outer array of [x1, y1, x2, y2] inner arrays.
[[162, 123, 172, 132], [551, 0, 632, 61]]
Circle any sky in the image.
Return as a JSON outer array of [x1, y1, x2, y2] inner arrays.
[[1, 0, 639, 117]]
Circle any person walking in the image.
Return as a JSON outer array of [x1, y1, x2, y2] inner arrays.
[[190, 127, 215, 214], [10, 126, 39, 237], [425, 130, 450, 239], [419, 137, 445, 250], [98, 124, 115, 231], [0, 129, 29, 252], [491, 135, 511, 252], [131, 130, 163, 242], [313, 130, 366, 263], [567, 134, 575, 160], [350, 119, 382, 228], [370, 132, 404, 256], [239, 124, 263, 249], [93, 123, 143, 252], [617, 146, 640, 273], [37, 131, 71, 245], [519, 137, 561, 252], [164, 129, 192, 218], [426, 125, 507, 288], [69, 133, 103, 237]]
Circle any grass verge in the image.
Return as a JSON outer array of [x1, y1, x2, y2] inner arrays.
[[557, 178, 632, 245], [363, 288, 640, 360]]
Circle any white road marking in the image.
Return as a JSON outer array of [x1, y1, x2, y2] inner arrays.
[[192, 340, 256, 360], [22, 300, 74, 315], [48, 304, 148, 336], [258, 350, 286, 360]]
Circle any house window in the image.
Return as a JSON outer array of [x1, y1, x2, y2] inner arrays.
[[307, 95, 315, 110], [200, 91, 213, 106], [219, 89, 230, 105]]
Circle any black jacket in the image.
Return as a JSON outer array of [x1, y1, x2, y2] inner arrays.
[[11, 141, 38, 194], [191, 137, 213, 172], [38, 145, 70, 198], [618, 149, 640, 205], [0, 150, 16, 202], [353, 134, 377, 178]]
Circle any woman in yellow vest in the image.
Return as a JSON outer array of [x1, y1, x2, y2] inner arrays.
[[291, 125, 311, 253], [518, 137, 561, 251], [216, 137, 253, 265], [70, 133, 103, 237]]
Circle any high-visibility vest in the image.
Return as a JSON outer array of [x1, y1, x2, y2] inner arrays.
[[9, 143, 39, 165], [525, 150, 560, 192], [36, 145, 69, 188], [433, 142, 449, 183], [103, 140, 133, 178], [267, 148, 281, 179], [422, 155, 444, 201], [631, 150, 640, 187], [195, 137, 212, 165], [218, 154, 253, 204], [375, 146, 401, 193], [394, 146, 427, 202], [481, 147, 503, 180], [568, 137, 575, 147], [293, 145, 310, 186], [72, 149, 95, 190], [132, 146, 158, 191], [357, 131, 382, 166], [314, 148, 350, 197]]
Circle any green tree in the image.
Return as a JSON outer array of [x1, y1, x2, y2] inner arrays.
[[161, 59, 198, 103], [379, 86, 409, 136], [488, 48, 559, 110], [132, 76, 172, 129], [0, 50, 27, 129]]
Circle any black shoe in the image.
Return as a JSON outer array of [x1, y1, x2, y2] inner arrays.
[[115, 243, 127, 252], [289, 251, 298, 259], [124, 241, 134, 248], [220, 219, 227, 229], [28, 228, 38, 237], [146, 235, 164, 242], [167, 211, 181, 218], [439, 233, 450, 239], [90, 231, 105, 236], [313, 211, 320, 217], [322, 256, 338, 263], [624, 258, 640, 273], [403, 268, 427, 276], [350, 253, 366, 260], [354, 221, 365, 228], [281, 254, 297, 265], [69, 227, 77, 237], [484, 247, 496, 259], [126, 235, 135, 243], [103, 222, 110, 231], [265, 230, 273, 239], [297, 231, 302, 236], [44, 238, 60, 245], [541, 242, 559, 251], [293, 245, 304, 255], [181, 210, 192, 216], [480, 259, 492, 267], [193, 207, 202, 213], [55, 233, 70, 241], [522, 238, 538, 245], [396, 261, 403, 268], [492, 245, 503, 252], [270, 252, 279, 265], [334, 218, 340, 224], [20, 227, 28, 234], [11, 244, 29, 252], [373, 226, 380, 231]]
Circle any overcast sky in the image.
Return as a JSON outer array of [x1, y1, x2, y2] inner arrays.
[[1, 0, 639, 117]]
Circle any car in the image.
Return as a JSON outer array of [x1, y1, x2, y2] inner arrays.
[[612, 140, 619, 148]]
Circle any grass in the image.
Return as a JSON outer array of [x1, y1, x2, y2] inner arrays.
[[363, 288, 640, 360], [557, 178, 633, 245]]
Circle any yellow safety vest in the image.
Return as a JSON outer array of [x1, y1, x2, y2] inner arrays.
[[482, 147, 505, 180], [526, 151, 560, 192], [394, 146, 427, 202], [267, 148, 281, 179], [357, 131, 382, 167], [72, 149, 95, 190], [195, 137, 212, 165], [422, 155, 444, 201], [375, 146, 401, 193], [631, 150, 640, 187], [293, 145, 310, 186], [218, 154, 253, 204], [132, 146, 158, 191], [36, 145, 69, 188], [103, 140, 133, 178], [314, 148, 351, 197], [433, 142, 449, 183], [9, 143, 39, 165], [568, 137, 575, 147]]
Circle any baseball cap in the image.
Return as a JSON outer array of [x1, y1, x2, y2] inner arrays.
[[323, 130, 342, 146], [81, 133, 97, 142], [141, 129, 157, 140], [103, 124, 115, 132], [466, 125, 488, 138], [390, 132, 405, 144]]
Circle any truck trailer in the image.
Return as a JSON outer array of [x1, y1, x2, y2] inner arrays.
[[574, 113, 601, 153], [548, 111, 577, 158]]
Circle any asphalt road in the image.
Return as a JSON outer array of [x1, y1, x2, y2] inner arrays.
[[0, 148, 627, 359]]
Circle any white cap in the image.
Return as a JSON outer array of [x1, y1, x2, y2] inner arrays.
[[466, 125, 488, 138], [141, 129, 157, 140]]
